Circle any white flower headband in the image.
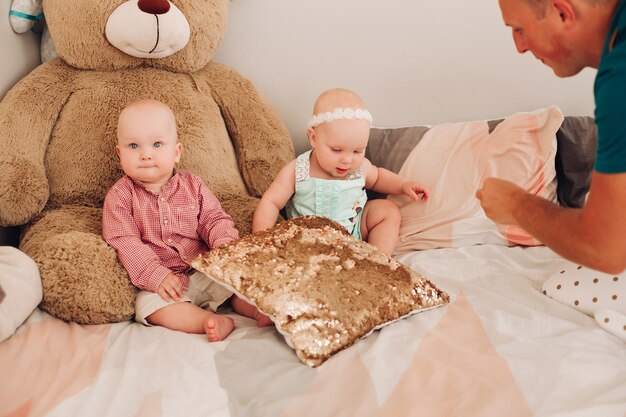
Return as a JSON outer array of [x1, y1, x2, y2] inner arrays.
[[307, 107, 373, 129]]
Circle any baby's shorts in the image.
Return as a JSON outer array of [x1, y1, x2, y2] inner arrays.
[[134, 270, 233, 326]]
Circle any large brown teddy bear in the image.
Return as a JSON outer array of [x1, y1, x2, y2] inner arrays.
[[0, 0, 294, 324]]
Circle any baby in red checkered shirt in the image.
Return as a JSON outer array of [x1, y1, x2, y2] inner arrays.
[[103, 99, 272, 342]]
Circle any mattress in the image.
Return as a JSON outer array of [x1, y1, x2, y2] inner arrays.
[[1, 244, 625, 417]]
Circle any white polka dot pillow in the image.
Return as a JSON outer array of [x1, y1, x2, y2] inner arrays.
[[542, 263, 626, 342]]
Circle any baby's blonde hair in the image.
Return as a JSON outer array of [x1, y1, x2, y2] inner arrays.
[[313, 88, 367, 115], [119, 99, 175, 123], [117, 99, 177, 141]]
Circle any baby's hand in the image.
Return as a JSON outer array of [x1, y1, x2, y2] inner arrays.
[[157, 273, 183, 302], [401, 181, 430, 201]]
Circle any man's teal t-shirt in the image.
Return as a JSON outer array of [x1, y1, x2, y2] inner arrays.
[[594, 0, 626, 173]]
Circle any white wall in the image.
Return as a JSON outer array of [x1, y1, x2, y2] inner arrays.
[[215, 0, 596, 154], [0, 1, 41, 246]]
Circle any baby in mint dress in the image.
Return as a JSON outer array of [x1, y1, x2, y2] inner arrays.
[[286, 149, 368, 238], [252, 88, 429, 255]]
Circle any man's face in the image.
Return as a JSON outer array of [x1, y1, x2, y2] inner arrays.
[[499, 0, 583, 77]]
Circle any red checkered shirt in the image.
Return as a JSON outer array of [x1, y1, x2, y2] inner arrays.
[[102, 171, 239, 292]]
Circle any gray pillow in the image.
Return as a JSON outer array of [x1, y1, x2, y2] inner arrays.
[[367, 116, 597, 208], [366, 126, 430, 200], [554, 116, 596, 208], [367, 125, 430, 173]]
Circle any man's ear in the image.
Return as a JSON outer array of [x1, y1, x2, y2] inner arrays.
[[552, 0, 576, 28]]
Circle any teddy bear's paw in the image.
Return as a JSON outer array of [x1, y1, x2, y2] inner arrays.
[[0, 156, 48, 226], [35, 231, 137, 324], [594, 309, 626, 343], [9, 0, 43, 33]]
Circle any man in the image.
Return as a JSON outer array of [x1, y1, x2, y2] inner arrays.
[[477, 0, 626, 274]]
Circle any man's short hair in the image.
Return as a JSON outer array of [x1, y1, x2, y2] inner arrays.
[[526, 0, 549, 17], [526, 0, 612, 18]]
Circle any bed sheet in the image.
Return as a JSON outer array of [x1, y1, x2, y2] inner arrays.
[[1, 245, 625, 417]]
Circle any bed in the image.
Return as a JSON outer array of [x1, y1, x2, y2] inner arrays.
[[1, 108, 625, 417], [2, 243, 625, 416]]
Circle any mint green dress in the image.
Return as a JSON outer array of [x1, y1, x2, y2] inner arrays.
[[285, 150, 367, 238]]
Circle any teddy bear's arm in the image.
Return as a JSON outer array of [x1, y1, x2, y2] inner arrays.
[[202, 62, 295, 198], [0, 61, 75, 226]]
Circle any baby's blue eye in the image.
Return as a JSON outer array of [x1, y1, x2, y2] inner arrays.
[[130, 143, 138, 149], [153, 142, 162, 148]]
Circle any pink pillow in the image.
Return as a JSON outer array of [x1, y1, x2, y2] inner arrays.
[[387, 107, 563, 253]]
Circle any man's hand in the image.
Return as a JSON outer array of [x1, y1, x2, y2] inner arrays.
[[401, 181, 430, 201], [476, 177, 525, 225], [156, 273, 183, 302]]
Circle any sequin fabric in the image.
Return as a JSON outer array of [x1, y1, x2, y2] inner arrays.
[[191, 216, 449, 367]]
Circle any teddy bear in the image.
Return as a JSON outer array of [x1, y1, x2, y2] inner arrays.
[[0, 0, 294, 324]]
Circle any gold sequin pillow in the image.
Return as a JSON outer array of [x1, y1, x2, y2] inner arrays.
[[191, 216, 450, 367]]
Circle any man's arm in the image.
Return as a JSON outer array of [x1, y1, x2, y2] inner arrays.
[[477, 172, 626, 274]]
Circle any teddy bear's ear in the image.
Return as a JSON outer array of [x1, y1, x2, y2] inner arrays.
[[9, 0, 44, 33]]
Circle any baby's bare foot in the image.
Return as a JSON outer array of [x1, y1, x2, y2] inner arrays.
[[203, 314, 235, 342], [255, 311, 274, 327]]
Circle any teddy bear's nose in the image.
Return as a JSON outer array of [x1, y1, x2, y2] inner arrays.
[[137, 0, 171, 15]]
